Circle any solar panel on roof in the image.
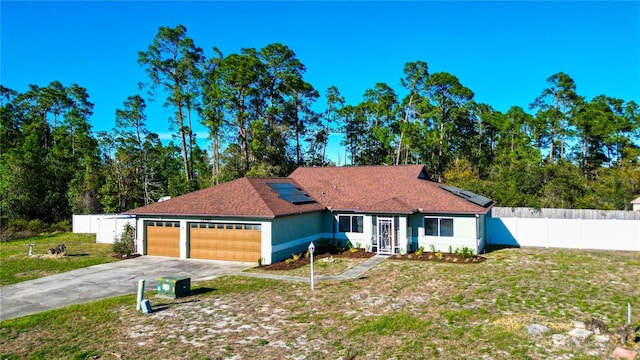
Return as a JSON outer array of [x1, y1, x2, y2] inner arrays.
[[266, 182, 316, 205], [468, 195, 493, 207], [267, 182, 295, 189], [439, 185, 493, 208], [282, 194, 316, 204]]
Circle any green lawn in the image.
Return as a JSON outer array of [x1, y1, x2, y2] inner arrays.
[[0, 232, 121, 286], [1, 247, 639, 359]]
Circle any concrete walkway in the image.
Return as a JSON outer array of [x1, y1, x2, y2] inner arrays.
[[0, 256, 252, 322], [239, 254, 388, 282]]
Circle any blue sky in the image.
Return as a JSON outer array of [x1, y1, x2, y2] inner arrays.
[[2, 1, 639, 163]]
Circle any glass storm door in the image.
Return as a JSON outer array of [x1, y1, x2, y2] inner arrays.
[[377, 217, 395, 254]]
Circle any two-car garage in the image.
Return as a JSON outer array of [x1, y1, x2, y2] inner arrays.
[[145, 221, 262, 262]]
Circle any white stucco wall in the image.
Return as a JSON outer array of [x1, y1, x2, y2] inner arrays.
[[411, 214, 480, 254], [179, 220, 188, 259], [135, 218, 145, 255]]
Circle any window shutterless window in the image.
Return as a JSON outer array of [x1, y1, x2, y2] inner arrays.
[[338, 215, 364, 233], [338, 216, 351, 232], [424, 218, 438, 236], [352, 216, 363, 233], [424, 217, 454, 237], [440, 219, 453, 236]]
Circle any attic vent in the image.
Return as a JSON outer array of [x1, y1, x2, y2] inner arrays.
[[266, 182, 316, 205], [439, 185, 493, 208]]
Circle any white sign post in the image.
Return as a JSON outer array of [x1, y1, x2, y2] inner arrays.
[[136, 279, 145, 311], [308, 242, 315, 291]]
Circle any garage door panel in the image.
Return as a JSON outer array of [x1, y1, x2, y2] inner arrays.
[[189, 222, 261, 262], [147, 221, 180, 257]]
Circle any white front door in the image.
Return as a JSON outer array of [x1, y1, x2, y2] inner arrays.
[[377, 217, 395, 254]]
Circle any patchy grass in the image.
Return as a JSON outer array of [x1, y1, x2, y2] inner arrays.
[[1, 247, 639, 359], [0, 233, 121, 286]]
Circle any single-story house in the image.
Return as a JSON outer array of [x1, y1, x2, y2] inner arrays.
[[632, 196, 640, 211], [124, 165, 494, 264]]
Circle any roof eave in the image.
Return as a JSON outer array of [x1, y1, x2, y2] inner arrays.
[[366, 210, 414, 215], [273, 208, 326, 218], [324, 207, 416, 215], [416, 208, 494, 216], [124, 212, 276, 220]]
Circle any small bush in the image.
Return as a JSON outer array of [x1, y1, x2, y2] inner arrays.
[[27, 219, 46, 233], [52, 220, 71, 232], [2, 218, 70, 242], [3, 219, 37, 241], [460, 246, 474, 259], [415, 246, 425, 257], [8, 219, 29, 232], [112, 224, 135, 256], [315, 238, 345, 254]]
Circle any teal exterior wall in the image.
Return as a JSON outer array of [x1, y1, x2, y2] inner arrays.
[[270, 212, 326, 263]]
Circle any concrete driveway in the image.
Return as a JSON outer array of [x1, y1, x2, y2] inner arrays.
[[0, 256, 252, 321]]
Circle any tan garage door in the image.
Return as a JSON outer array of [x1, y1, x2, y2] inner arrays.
[[146, 221, 180, 257], [189, 223, 261, 262]]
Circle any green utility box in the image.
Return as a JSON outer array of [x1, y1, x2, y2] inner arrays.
[[156, 276, 191, 298]]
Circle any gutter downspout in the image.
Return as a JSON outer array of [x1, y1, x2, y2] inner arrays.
[[475, 214, 480, 255], [328, 207, 336, 247]]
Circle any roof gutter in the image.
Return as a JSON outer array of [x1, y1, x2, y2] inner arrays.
[[327, 208, 413, 215], [415, 207, 494, 216], [272, 208, 326, 218], [125, 212, 277, 220]]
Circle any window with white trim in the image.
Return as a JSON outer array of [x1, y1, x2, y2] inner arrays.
[[424, 217, 454, 237], [338, 215, 364, 233]]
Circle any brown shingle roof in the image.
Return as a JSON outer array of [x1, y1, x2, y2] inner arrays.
[[125, 177, 324, 218], [289, 165, 493, 214], [125, 165, 493, 217]]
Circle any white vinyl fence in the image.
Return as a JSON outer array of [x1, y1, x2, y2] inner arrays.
[[72, 214, 136, 244], [487, 207, 640, 251]]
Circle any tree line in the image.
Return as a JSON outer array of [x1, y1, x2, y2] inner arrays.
[[1, 24, 639, 226]]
